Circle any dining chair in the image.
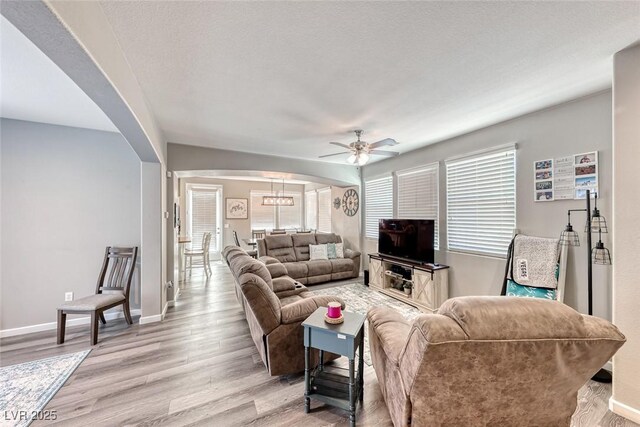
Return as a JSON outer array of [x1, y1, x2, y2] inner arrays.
[[185, 232, 212, 277], [57, 246, 138, 345], [252, 229, 266, 239], [233, 230, 257, 258]]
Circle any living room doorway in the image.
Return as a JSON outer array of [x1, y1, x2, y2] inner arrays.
[[185, 183, 223, 260]]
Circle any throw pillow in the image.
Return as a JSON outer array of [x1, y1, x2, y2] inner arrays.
[[327, 243, 337, 259], [506, 280, 557, 300], [309, 244, 328, 261], [335, 242, 344, 258]]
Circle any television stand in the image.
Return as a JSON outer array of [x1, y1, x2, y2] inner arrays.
[[368, 253, 449, 313]]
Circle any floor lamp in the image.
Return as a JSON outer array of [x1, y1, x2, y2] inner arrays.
[[559, 189, 613, 383]]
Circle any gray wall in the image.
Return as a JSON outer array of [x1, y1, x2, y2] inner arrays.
[[0, 119, 141, 331], [362, 91, 612, 319], [611, 43, 640, 419]]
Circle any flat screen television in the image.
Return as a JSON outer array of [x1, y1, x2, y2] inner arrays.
[[378, 219, 435, 264]]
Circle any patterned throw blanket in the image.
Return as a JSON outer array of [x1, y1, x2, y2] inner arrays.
[[509, 235, 560, 289]]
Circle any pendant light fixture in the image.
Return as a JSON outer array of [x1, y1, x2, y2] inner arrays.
[[262, 178, 294, 206]]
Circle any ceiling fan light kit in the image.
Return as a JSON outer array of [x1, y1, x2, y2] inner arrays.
[[320, 129, 400, 165]]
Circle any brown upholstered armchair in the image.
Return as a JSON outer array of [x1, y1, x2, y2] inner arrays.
[[368, 296, 625, 427]]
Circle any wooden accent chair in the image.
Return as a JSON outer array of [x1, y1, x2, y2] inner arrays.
[[185, 232, 212, 277], [57, 246, 138, 346], [232, 230, 257, 258]]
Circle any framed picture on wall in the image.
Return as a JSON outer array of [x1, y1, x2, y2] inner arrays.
[[226, 198, 248, 219]]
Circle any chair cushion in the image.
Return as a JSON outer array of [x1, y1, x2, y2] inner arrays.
[[264, 235, 296, 262], [292, 234, 317, 261], [59, 293, 125, 311], [305, 260, 332, 276], [283, 262, 308, 279], [367, 306, 412, 364], [330, 258, 353, 273]]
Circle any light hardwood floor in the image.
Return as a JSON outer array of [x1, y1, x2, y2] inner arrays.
[[0, 262, 636, 426]]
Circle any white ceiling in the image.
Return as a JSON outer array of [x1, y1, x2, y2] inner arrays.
[[99, 2, 640, 163], [0, 16, 117, 132]]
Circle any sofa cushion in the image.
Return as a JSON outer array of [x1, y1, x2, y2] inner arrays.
[[330, 258, 353, 273], [283, 262, 308, 279], [305, 260, 332, 276], [327, 243, 337, 259], [316, 233, 341, 245], [292, 233, 317, 261], [367, 306, 412, 364], [264, 235, 296, 262], [309, 244, 329, 261], [266, 262, 288, 279]]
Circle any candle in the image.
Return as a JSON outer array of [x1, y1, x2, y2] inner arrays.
[[327, 302, 341, 319]]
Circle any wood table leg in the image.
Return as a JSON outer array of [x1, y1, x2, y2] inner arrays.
[[57, 310, 66, 344], [358, 333, 364, 403], [304, 345, 310, 414], [319, 349, 324, 371], [349, 357, 356, 426]]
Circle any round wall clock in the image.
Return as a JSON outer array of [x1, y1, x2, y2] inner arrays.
[[342, 189, 359, 217], [333, 197, 341, 209]]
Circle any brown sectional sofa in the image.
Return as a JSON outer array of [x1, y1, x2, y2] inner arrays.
[[256, 233, 361, 285], [367, 296, 626, 427], [223, 245, 345, 376]]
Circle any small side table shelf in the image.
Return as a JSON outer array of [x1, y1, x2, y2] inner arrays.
[[302, 308, 365, 427]]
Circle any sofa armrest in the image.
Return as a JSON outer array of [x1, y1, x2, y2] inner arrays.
[[259, 256, 281, 265], [344, 249, 361, 278], [367, 306, 412, 365], [266, 262, 288, 279], [281, 296, 345, 324], [344, 248, 361, 259]]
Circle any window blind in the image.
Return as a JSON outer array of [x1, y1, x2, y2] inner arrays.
[[305, 190, 318, 230], [190, 189, 218, 251], [250, 191, 276, 230], [397, 163, 439, 249], [446, 149, 516, 257], [317, 188, 332, 233], [277, 191, 302, 229], [365, 176, 393, 239]]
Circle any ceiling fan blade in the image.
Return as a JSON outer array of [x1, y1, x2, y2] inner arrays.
[[319, 151, 351, 158], [370, 150, 400, 157], [329, 142, 352, 149], [369, 138, 397, 149]]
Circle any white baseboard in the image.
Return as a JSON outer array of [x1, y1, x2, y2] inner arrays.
[[139, 314, 163, 325], [0, 309, 141, 338], [609, 397, 640, 424]]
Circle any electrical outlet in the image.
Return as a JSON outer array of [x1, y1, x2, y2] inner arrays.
[[65, 292, 73, 302]]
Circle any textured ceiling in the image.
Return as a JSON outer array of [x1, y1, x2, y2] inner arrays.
[[99, 1, 640, 163], [0, 16, 116, 132]]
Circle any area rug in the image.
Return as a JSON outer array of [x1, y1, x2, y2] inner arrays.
[[312, 283, 422, 365], [0, 350, 91, 427]]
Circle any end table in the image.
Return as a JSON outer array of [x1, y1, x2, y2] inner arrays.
[[302, 308, 365, 426]]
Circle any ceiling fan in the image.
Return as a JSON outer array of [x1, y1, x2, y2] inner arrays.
[[319, 130, 399, 166]]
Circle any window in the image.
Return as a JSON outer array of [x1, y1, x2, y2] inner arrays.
[[446, 148, 516, 257], [250, 190, 302, 230], [317, 188, 332, 233], [250, 191, 276, 230], [277, 191, 302, 229], [189, 189, 219, 251], [397, 163, 439, 249], [365, 176, 393, 239], [305, 190, 318, 230]]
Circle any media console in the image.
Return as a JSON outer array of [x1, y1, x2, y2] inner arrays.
[[368, 253, 450, 313]]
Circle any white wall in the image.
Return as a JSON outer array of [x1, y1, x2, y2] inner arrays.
[[0, 119, 141, 332], [362, 91, 613, 319], [331, 186, 361, 255], [610, 43, 640, 423]]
